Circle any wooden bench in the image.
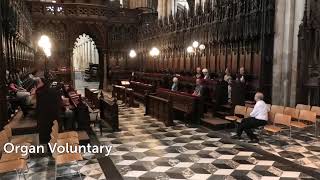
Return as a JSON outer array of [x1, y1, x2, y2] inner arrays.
[[155, 88, 203, 124], [84, 88, 100, 109], [145, 94, 173, 126], [100, 97, 119, 132], [130, 81, 155, 103], [112, 85, 126, 102]]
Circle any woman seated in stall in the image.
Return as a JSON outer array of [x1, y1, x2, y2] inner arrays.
[[8, 80, 34, 107]]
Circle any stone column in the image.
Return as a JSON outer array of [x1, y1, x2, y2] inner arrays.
[[272, 0, 305, 106], [167, 0, 172, 16], [158, 0, 163, 18]]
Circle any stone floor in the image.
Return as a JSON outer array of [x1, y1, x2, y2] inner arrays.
[[74, 71, 99, 96], [220, 126, 320, 170], [93, 103, 319, 180], [1, 153, 105, 180]]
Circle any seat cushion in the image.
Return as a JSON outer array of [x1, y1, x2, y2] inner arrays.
[[291, 121, 307, 128], [264, 125, 281, 133], [58, 131, 78, 139]]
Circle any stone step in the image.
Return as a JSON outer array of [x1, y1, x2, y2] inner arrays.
[[201, 117, 233, 130]]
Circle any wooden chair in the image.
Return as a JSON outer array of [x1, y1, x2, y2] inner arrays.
[[296, 104, 311, 111], [269, 105, 285, 123], [225, 105, 247, 122], [52, 120, 78, 139], [311, 106, 320, 119], [291, 110, 317, 137], [284, 107, 300, 120], [49, 136, 83, 180], [264, 113, 292, 137], [51, 122, 79, 145], [3, 124, 33, 145], [244, 107, 254, 118], [0, 131, 29, 179]]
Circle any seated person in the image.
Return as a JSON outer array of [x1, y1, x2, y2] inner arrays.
[[171, 77, 179, 91], [224, 76, 232, 102], [195, 67, 204, 79], [202, 68, 210, 80], [232, 92, 269, 143], [236, 67, 246, 83], [29, 70, 40, 86], [192, 79, 203, 97], [8, 81, 33, 106], [224, 68, 232, 82]]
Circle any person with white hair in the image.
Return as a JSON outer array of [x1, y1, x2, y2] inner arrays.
[[232, 92, 269, 143], [171, 77, 179, 91], [202, 68, 210, 80]]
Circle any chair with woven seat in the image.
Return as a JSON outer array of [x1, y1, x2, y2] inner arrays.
[[284, 107, 300, 120], [269, 105, 285, 123], [0, 130, 29, 161], [52, 120, 78, 139], [49, 135, 83, 179], [0, 159, 28, 180], [311, 106, 320, 119], [264, 113, 292, 138], [51, 123, 79, 145], [0, 131, 29, 179], [3, 124, 33, 145], [296, 104, 311, 111], [225, 105, 247, 122], [291, 110, 317, 137]]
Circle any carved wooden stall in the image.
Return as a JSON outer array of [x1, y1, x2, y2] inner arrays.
[[135, 0, 275, 101], [297, 0, 320, 106], [28, 1, 141, 88], [0, 0, 35, 129]]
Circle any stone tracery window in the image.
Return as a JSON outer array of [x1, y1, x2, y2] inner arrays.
[[72, 33, 99, 71], [176, 0, 189, 13]]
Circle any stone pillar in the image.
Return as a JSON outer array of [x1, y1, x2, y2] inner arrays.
[[158, 0, 163, 18], [98, 49, 108, 90], [167, 0, 172, 16], [272, 0, 305, 106]]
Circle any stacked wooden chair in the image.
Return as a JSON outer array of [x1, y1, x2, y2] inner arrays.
[[0, 130, 30, 179], [264, 104, 318, 137], [50, 120, 83, 179]]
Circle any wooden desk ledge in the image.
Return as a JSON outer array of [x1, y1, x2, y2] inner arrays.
[[225, 116, 241, 121]]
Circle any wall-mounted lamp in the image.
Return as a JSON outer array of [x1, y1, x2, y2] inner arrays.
[[129, 49, 137, 58], [149, 47, 160, 57]]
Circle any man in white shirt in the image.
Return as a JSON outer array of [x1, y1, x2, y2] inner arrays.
[[232, 92, 269, 143]]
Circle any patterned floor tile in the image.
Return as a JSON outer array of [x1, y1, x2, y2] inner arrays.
[[93, 103, 317, 180]]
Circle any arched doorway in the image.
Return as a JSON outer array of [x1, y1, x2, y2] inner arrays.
[[72, 33, 99, 94]]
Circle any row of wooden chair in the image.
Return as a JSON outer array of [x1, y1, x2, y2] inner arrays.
[[0, 125, 32, 179], [267, 104, 317, 137], [225, 104, 319, 138], [50, 120, 83, 180]]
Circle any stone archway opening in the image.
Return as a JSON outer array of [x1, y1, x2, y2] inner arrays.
[[72, 33, 100, 93]]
